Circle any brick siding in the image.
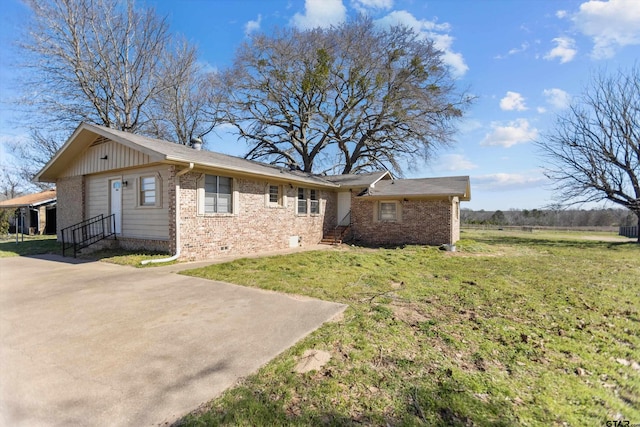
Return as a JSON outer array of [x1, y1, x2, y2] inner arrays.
[[350, 192, 456, 246], [177, 172, 332, 261], [117, 237, 170, 253], [55, 175, 84, 239]]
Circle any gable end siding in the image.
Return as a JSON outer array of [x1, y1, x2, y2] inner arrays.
[[61, 138, 152, 177]]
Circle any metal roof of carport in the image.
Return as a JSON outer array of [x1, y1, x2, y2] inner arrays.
[[0, 189, 57, 208]]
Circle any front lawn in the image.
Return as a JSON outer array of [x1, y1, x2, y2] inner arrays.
[[0, 235, 60, 257], [179, 230, 639, 426], [0, 235, 172, 266]]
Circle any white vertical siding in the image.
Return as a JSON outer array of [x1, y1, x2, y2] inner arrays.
[[86, 166, 170, 240], [61, 139, 152, 177]]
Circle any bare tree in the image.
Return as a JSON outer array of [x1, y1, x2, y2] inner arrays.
[[148, 39, 222, 146], [0, 165, 26, 200], [16, 0, 215, 178], [20, 0, 172, 132], [220, 17, 471, 175], [537, 67, 640, 241]]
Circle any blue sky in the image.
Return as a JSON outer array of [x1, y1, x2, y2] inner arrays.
[[1, 0, 639, 210]]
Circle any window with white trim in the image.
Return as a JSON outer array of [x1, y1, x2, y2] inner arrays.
[[267, 184, 284, 207], [297, 188, 307, 214], [310, 189, 319, 214], [379, 201, 398, 221], [204, 175, 233, 214], [139, 175, 160, 207]]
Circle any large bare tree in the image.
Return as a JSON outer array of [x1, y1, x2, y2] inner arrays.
[[537, 67, 640, 241], [220, 17, 472, 175], [15, 0, 217, 180]]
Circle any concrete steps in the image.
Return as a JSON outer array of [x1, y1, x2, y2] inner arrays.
[[320, 225, 350, 245]]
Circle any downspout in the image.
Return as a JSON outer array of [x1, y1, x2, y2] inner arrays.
[[141, 163, 194, 265]]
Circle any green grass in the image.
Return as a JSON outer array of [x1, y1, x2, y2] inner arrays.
[[80, 248, 176, 267], [178, 230, 640, 426], [0, 234, 172, 266], [0, 235, 60, 257]]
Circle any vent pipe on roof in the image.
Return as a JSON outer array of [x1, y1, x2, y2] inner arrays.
[[190, 137, 203, 151]]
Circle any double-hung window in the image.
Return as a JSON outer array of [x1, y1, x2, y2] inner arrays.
[[379, 201, 398, 221], [267, 184, 284, 207], [297, 188, 307, 214], [204, 175, 233, 214], [310, 189, 319, 214], [139, 175, 160, 207]]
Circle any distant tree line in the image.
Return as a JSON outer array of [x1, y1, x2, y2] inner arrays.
[[461, 208, 638, 228]]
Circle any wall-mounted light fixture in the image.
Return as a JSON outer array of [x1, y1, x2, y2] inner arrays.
[[122, 180, 128, 188], [100, 155, 108, 160]]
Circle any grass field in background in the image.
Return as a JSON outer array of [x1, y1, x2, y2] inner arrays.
[[179, 229, 639, 426]]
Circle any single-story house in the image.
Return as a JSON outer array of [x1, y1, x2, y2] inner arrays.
[[0, 189, 57, 235], [36, 122, 470, 260]]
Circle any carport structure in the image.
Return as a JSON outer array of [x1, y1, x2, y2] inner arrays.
[[0, 189, 57, 235]]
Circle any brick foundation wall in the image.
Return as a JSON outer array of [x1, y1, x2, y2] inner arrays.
[[351, 195, 455, 246], [56, 175, 85, 239], [116, 237, 171, 253], [177, 172, 331, 261]]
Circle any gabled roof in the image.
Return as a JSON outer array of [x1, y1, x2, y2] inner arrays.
[[36, 123, 339, 188], [358, 176, 471, 201], [323, 171, 391, 188], [0, 189, 57, 208]]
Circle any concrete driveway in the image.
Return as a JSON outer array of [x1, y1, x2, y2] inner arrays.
[[0, 255, 345, 426]]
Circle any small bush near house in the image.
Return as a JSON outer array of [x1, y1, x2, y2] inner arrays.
[[178, 229, 639, 426], [0, 209, 12, 235]]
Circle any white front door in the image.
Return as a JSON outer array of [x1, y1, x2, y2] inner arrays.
[[337, 192, 351, 226], [110, 179, 122, 234]]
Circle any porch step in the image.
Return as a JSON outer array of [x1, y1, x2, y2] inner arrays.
[[320, 238, 342, 245], [320, 225, 350, 245]]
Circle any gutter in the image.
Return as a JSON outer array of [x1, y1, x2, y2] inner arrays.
[[163, 156, 340, 189], [141, 162, 194, 265]]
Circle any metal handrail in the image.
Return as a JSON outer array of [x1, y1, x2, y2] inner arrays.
[[61, 213, 116, 257], [331, 210, 352, 243], [337, 210, 351, 227]]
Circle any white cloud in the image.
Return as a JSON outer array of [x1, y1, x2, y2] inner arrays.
[[543, 88, 571, 110], [544, 37, 577, 63], [495, 42, 529, 60], [572, 0, 640, 59], [508, 42, 529, 55], [375, 11, 467, 78], [436, 154, 478, 171], [244, 14, 262, 36], [499, 91, 527, 111], [351, 0, 393, 12], [473, 172, 546, 191], [291, 0, 347, 29], [480, 119, 538, 148], [556, 10, 568, 19]]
